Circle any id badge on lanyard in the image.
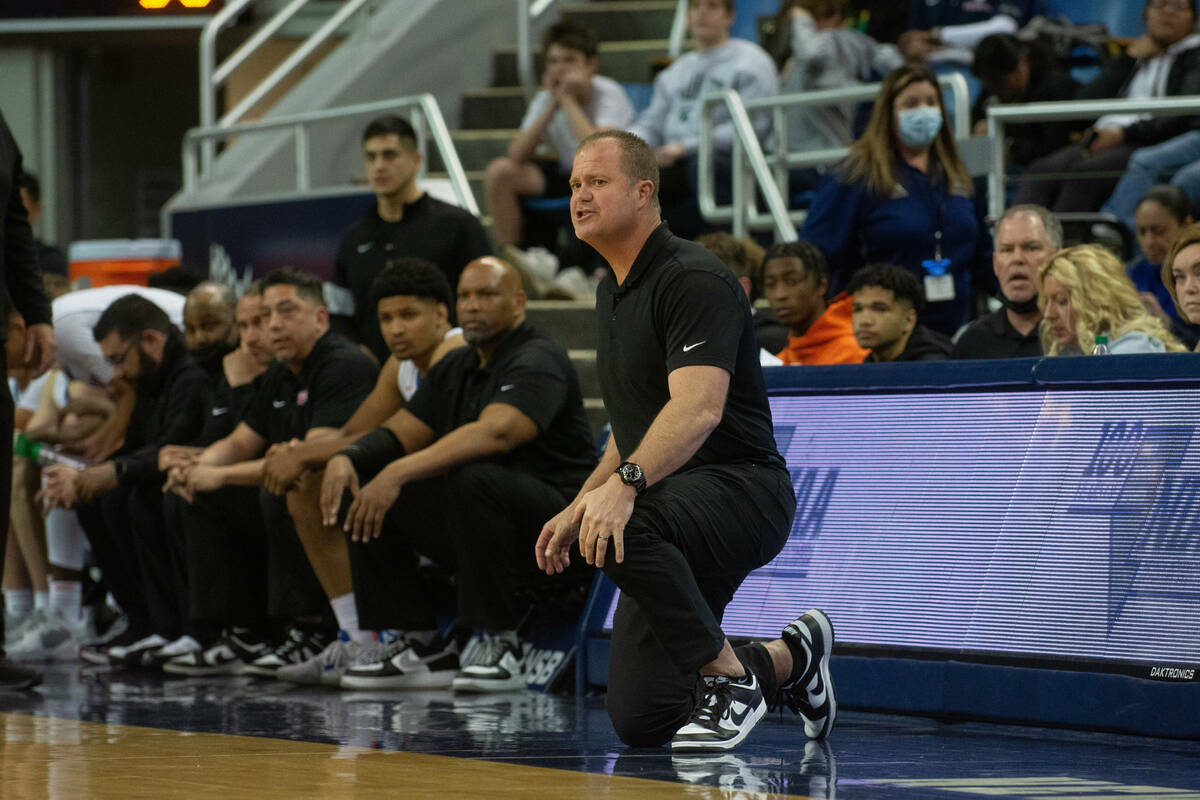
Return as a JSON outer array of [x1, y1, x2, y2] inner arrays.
[[921, 202, 954, 303]]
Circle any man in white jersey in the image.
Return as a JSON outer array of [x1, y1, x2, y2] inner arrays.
[[257, 258, 463, 684], [484, 20, 634, 252], [627, 0, 778, 239]]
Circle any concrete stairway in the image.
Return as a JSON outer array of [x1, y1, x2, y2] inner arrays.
[[445, 1, 680, 439]]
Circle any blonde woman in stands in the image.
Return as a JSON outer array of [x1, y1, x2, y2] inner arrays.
[[1162, 221, 1200, 350], [1037, 244, 1185, 356]]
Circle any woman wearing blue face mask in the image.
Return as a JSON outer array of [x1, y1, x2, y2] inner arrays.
[[798, 63, 989, 336]]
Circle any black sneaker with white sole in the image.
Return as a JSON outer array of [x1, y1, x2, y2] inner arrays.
[[242, 627, 331, 677], [0, 656, 42, 691], [671, 672, 767, 752], [163, 630, 270, 676], [776, 608, 836, 740]]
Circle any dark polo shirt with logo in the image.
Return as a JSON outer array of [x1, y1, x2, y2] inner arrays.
[[242, 331, 377, 444], [404, 322, 595, 494]]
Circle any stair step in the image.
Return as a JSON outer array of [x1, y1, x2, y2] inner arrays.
[[461, 87, 527, 131], [560, 1, 678, 44], [526, 300, 597, 351], [430, 130, 514, 173], [492, 40, 670, 87]]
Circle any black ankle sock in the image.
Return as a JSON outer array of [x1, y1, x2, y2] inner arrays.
[[783, 635, 809, 685]]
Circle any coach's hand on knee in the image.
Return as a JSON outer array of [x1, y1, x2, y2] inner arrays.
[[578, 475, 636, 569], [536, 503, 583, 575], [321, 455, 359, 527]]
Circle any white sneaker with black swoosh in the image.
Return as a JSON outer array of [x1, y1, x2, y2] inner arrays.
[[670, 672, 766, 752], [778, 608, 837, 739]]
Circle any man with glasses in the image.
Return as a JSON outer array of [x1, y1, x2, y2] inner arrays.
[[41, 293, 209, 666]]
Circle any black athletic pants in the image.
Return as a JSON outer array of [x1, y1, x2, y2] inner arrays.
[[77, 481, 187, 640], [1015, 142, 1136, 212], [258, 487, 330, 621], [346, 462, 576, 633], [601, 462, 795, 748], [163, 488, 268, 636]]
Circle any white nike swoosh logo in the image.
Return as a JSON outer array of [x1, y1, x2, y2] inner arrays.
[[211, 407, 229, 416], [272, 400, 287, 408], [357, 242, 373, 253], [682, 341, 706, 352], [500, 384, 515, 391]]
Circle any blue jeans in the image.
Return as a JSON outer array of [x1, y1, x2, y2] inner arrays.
[[1102, 130, 1200, 234]]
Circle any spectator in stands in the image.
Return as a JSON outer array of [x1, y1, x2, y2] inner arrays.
[[970, 34, 1080, 166], [1127, 185, 1196, 333], [628, 0, 778, 239], [485, 21, 633, 254], [952, 204, 1059, 360], [42, 294, 209, 666], [163, 269, 378, 677], [900, 0, 1036, 65], [1162, 221, 1200, 346], [849, 263, 952, 362], [1038, 244, 1185, 355], [1016, 0, 1200, 213], [1103, 130, 1200, 236], [332, 116, 491, 362], [800, 63, 989, 336], [765, 241, 868, 365], [156, 284, 275, 674], [775, 0, 902, 162], [315, 258, 595, 692], [16, 172, 67, 277], [695, 232, 788, 357], [251, 260, 466, 685]]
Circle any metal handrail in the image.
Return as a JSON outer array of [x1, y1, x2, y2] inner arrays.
[[986, 95, 1200, 222], [668, 0, 688, 58], [697, 73, 973, 239], [198, 0, 372, 174], [180, 94, 480, 217]]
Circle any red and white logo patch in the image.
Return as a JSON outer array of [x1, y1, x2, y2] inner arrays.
[[296, 389, 309, 407]]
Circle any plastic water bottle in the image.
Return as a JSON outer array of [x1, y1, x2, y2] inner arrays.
[[1092, 334, 1110, 356], [13, 433, 88, 470]]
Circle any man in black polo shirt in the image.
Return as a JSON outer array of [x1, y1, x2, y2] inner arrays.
[[952, 204, 1053, 360], [42, 294, 209, 666], [319, 256, 595, 692], [537, 130, 834, 752], [164, 269, 377, 676], [331, 115, 492, 361]]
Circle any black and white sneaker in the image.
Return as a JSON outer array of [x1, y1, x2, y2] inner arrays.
[[0, 656, 42, 691], [777, 608, 837, 740], [243, 627, 331, 677], [671, 672, 767, 752], [451, 634, 524, 692], [163, 630, 270, 676], [107, 633, 169, 668], [341, 635, 460, 690]]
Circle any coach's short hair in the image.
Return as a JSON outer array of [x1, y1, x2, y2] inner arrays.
[[577, 130, 659, 208], [259, 268, 326, 308], [369, 258, 453, 313], [93, 294, 172, 342], [362, 115, 418, 149]]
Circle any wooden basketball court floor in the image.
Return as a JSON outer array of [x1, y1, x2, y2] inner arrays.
[[2, 664, 1200, 799]]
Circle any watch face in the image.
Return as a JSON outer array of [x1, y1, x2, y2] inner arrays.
[[621, 463, 642, 483]]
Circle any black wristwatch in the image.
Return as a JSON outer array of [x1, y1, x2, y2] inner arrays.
[[615, 461, 646, 494]]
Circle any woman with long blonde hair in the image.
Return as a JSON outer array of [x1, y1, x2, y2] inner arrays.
[[799, 62, 988, 337], [1038, 244, 1185, 355]]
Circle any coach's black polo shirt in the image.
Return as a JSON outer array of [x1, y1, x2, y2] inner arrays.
[[951, 308, 1042, 360], [200, 371, 261, 446], [405, 321, 595, 493], [243, 331, 377, 445], [596, 223, 785, 472], [333, 194, 492, 360]]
